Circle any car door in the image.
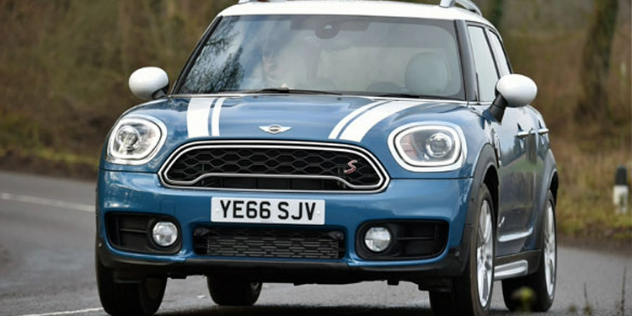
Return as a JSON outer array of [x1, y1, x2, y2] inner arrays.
[[467, 25, 537, 256], [489, 29, 551, 251]]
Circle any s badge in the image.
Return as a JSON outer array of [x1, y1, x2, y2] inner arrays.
[[343, 160, 358, 175]]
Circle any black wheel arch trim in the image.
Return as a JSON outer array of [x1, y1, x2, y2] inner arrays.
[[532, 150, 558, 255], [466, 144, 498, 227], [453, 143, 498, 280]]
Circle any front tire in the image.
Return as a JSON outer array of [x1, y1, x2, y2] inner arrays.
[[430, 184, 495, 316], [207, 275, 262, 306], [502, 190, 556, 312], [96, 251, 166, 316]]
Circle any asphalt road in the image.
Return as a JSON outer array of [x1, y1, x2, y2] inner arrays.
[[0, 171, 630, 316]]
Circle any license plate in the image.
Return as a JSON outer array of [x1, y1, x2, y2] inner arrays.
[[211, 198, 325, 225]]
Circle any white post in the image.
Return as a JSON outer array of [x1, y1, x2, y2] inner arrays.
[[613, 165, 629, 214]]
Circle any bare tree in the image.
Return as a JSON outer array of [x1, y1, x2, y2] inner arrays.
[[576, 0, 619, 122]]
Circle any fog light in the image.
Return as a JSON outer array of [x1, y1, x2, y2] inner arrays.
[[152, 222, 178, 247], [364, 227, 391, 253]]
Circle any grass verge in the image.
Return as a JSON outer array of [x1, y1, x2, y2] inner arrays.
[[554, 135, 632, 244], [0, 146, 99, 180]]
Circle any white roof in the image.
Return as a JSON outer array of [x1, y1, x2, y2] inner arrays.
[[220, 0, 493, 27]]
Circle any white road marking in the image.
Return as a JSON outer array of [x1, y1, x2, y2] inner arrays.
[[0, 192, 93, 212], [187, 98, 215, 138], [15, 307, 103, 316]]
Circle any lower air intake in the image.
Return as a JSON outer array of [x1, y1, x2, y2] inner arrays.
[[193, 227, 345, 260]]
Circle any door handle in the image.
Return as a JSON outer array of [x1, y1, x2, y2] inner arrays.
[[537, 128, 549, 135], [516, 123, 533, 139], [517, 130, 532, 139]]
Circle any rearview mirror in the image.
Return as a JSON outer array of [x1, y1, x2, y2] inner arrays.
[[129, 67, 169, 100], [488, 74, 538, 122]]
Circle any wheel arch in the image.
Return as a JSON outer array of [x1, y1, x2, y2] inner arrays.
[[549, 171, 559, 205], [528, 150, 558, 271], [483, 164, 499, 221], [467, 143, 499, 226]]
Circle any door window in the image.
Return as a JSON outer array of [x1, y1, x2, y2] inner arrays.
[[467, 26, 499, 102], [487, 30, 511, 76]]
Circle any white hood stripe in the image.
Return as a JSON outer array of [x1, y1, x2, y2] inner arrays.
[[338, 101, 421, 142], [187, 97, 227, 138], [187, 97, 416, 141], [211, 98, 226, 136], [328, 100, 387, 139], [187, 98, 215, 138]]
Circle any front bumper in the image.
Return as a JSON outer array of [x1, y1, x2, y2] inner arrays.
[[96, 170, 474, 286]]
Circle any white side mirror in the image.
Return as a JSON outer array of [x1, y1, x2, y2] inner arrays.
[[129, 67, 169, 100], [495, 74, 537, 108]]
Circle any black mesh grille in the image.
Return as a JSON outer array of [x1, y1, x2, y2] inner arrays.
[[162, 144, 385, 191], [193, 227, 345, 259]]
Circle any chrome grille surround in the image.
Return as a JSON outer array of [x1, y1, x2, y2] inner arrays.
[[159, 141, 389, 193]]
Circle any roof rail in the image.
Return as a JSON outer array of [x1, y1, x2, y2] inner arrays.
[[439, 0, 482, 16], [236, 0, 483, 16]]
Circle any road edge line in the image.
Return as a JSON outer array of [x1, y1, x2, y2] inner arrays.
[[0, 192, 93, 213]]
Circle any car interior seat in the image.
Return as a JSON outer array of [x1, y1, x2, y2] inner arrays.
[[405, 52, 449, 96]]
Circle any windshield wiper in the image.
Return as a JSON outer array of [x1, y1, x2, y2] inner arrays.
[[242, 88, 342, 96], [374, 93, 435, 99], [374, 93, 460, 101]]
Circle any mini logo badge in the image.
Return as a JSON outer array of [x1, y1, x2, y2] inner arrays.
[[344, 160, 358, 175], [259, 124, 291, 135]]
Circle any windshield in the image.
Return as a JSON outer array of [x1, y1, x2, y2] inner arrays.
[[178, 15, 464, 100]]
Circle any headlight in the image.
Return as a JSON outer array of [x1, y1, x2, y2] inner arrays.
[[107, 116, 166, 165], [390, 124, 465, 172]]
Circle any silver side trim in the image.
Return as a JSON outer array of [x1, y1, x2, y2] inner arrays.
[[159, 140, 390, 194], [498, 227, 534, 243], [494, 260, 528, 280]]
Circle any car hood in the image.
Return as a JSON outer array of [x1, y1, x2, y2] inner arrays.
[[104, 95, 485, 178], [126, 95, 467, 140]]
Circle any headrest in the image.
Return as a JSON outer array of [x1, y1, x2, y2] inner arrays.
[[405, 52, 449, 96]]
